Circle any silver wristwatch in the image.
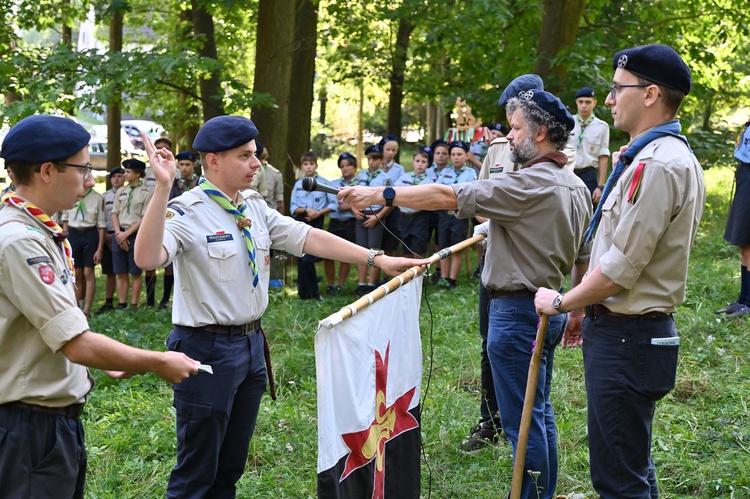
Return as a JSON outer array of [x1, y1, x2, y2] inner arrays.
[[367, 248, 385, 268], [552, 293, 566, 314]]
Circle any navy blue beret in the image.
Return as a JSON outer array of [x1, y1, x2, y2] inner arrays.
[[0, 115, 90, 163], [365, 144, 383, 156], [193, 116, 259, 153], [175, 151, 197, 162], [613, 44, 691, 95], [254, 140, 264, 158], [416, 145, 434, 165], [574, 87, 596, 99], [379, 134, 399, 145], [498, 74, 544, 107], [430, 139, 449, 151], [109, 167, 125, 176], [338, 152, 356, 165], [486, 122, 509, 135], [518, 90, 575, 132], [122, 158, 146, 171], [450, 140, 469, 152]]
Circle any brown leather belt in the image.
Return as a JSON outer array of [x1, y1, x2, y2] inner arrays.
[[191, 320, 261, 336], [488, 289, 535, 299], [586, 304, 672, 321], [4, 401, 85, 418]]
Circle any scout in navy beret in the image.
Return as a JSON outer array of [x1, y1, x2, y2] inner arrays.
[[193, 115, 259, 153], [254, 140, 264, 158], [430, 139, 449, 151], [450, 140, 469, 152], [417, 145, 434, 165], [0, 115, 90, 164], [338, 152, 356, 166], [109, 167, 125, 177], [613, 44, 691, 95], [380, 134, 399, 145], [175, 151, 197, 162], [498, 74, 544, 107], [574, 87, 596, 99], [365, 144, 383, 156], [486, 122, 510, 136], [517, 89, 575, 132], [122, 158, 147, 172]]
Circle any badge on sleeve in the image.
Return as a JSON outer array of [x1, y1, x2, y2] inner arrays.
[[39, 265, 55, 285]]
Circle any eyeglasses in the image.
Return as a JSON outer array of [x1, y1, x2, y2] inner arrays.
[[609, 83, 652, 99], [57, 161, 94, 180]]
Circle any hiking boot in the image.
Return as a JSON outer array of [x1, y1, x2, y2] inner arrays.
[[715, 299, 744, 314], [438, 278, 457, 290], [430, 271, 441, 285], [354, 284, 375, 296], [157, 301, 170, 311], [460, 420, 501, 452], [326, 285, 342, 295], [96, 303, 115, 314]]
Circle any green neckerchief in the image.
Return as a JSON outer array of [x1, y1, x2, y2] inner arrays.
[[76, 188, 92, 219], [576, 114, 595, 149], [127, 182, 142, 214]]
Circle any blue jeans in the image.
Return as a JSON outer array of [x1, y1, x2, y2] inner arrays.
[[487, 297, 565, 499], [583, 314, 679, 499]]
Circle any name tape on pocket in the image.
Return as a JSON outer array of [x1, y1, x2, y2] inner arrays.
[[651, 337, 680, 346]]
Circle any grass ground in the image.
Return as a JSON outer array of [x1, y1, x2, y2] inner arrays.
[[81, 166, 748, 498]]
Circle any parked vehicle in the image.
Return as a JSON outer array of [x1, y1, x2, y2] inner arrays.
[[121, 120, 166, 149]]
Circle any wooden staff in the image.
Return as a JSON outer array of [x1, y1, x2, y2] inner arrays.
[[319, 234, 486, 328], [510, 314, 549, 499]]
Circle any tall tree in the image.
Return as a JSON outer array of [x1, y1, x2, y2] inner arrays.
[[385, 16, 413, 139], [191, 0, 224, 121], [532, 0, 587, 91], [106, 4, 124, 173]]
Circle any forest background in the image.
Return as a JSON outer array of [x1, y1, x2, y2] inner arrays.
[[1, 0, 749, 207]]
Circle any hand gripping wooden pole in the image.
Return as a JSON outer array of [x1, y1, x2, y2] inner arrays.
[[510, 314, 549, 499]]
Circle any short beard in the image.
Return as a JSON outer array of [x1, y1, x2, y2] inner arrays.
[[510, 136, 538, 165]]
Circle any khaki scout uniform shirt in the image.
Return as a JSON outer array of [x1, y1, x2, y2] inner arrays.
[[163, 187, 311, 327], [590, 133, 705, 314], [249, 163, 284, 210], [478, 138, 577, 180], [454, 158, 591, 292], [61, 189, 106, 230], [0, 205, 92, 406], [112, 182, 152, 228], [103, 187, 117, 233], [570, 115, 610, 170]]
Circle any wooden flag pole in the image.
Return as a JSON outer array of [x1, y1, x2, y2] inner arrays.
[[319, 234, 486, 328], [510, 314, 549, 499]]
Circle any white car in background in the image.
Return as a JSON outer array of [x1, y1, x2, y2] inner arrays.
[[121, 120, 166, 149], [88, 125, 145, 170]]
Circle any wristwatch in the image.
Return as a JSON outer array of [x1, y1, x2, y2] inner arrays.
[[597, 185, 605, 190], [383, 187, 396, 207], [367, 248, 385, 268], [552, 293, 567, 314]]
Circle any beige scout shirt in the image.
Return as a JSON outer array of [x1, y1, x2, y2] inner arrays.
[[250, 164, 285, 210], [479, 137, 577, 180], [163, 187, 311, 327], [570, 115, 610, 170], [0, 206, 92, 406], [112, 182, 153, 228], [61, 189, 106, 230], [454, 158, 591, 292], [590, 133, 705, 314]]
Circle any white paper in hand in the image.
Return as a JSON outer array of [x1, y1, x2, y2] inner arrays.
[[197, 364, 214, 374]]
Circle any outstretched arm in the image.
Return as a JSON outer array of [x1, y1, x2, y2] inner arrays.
[[338, 184, 458, 212]]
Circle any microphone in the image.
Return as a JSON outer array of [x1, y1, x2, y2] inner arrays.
[[301, 176, 342, 195]]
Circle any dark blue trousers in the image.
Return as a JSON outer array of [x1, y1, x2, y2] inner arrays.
[[574, 167, 598, 197], [582, 314, 679, 499], [477, 258, 498, 423], [297, 216, 324, 299], [166, 326, 267, 499], [0, 404, 86, 499]]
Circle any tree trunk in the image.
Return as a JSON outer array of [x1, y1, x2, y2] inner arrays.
[[701, 89, 714, 131], [532, 0, 587, 92], [386, 17, 414, 147], [106, 9, 123, 176], [190, 0, 224, 121], [253, 0, 295, 211], [286, 0, 318, 181]]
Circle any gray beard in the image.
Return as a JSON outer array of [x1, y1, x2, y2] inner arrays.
[[510, 136, 538, 165]]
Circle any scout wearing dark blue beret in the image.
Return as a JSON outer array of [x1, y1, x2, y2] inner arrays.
[[613, 44, 691, 95], [175, 151, 197, 162], [254, 140, 264, 158], [518, 89, 575, 132], [380, 134, 399, 145], [365, 144, 383, 156], [574, 87, 596, 99], [109, 167, 125, 176], [338, 152, 356, 165], [498, 74, 544, 107], [486, 122, 510, 135], [0, 115, 90, 163], [193, 116, 259, 153], [417, 145, 434, 165], [430, 139, 449, 150], [122, 158, 146, 171], [450, 140, 469, 152]]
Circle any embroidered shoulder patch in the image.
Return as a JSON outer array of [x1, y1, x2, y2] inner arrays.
[[27, 256, 52, 266], [39, 265, 55, 285]]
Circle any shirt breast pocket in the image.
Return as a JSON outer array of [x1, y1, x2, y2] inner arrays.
[[599, 193, 617, 236], [255, 234, 272, 272], [207, 241, 240, 282]]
